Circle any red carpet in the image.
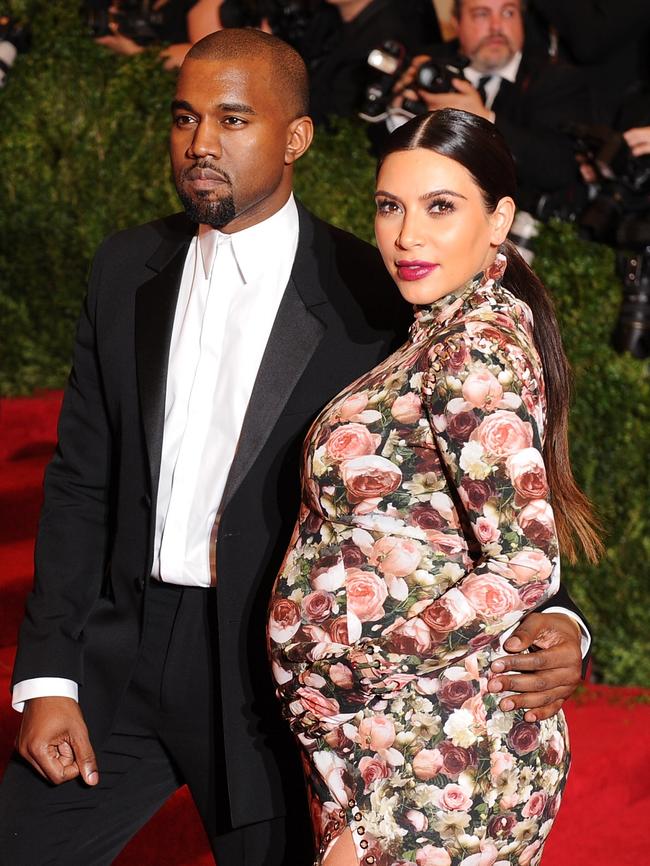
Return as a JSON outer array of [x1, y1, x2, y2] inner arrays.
[[1, 392, 648, 865]]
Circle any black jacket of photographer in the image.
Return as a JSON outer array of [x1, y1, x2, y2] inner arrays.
[[304, 0, 440, 126], [426, 40, 592, 211]]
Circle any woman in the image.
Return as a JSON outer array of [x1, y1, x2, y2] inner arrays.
[[267, 109, 601, 866]]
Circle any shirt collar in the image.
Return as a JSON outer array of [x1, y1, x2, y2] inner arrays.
[[197, 194, 299, 283], [466, 50, 522, 85]]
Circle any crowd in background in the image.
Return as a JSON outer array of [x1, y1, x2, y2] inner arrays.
[[2, 0, 649, 310]]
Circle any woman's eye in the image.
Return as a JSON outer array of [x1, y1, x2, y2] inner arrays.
[[428, 198, 455, 215], [376, 199, 400, 214]]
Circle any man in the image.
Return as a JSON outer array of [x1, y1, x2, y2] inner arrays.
[[0, 28, 587, 866], [304, 0, 439, 124], [395, 0, 591, 210]]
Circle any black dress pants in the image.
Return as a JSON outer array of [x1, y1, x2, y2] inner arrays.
[[0, 581, 308, 866]]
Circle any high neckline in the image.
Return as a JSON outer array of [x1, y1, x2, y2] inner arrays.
[[409, 253, 507, 342]]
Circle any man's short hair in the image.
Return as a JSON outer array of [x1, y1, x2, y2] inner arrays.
[[187, 28, 309, 119], [452, 0, 525, 18]]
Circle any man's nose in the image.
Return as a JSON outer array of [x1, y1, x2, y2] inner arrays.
[[187, 120, 222, 159]]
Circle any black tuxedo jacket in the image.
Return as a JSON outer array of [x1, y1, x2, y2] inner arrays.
[[12, 202, 584, 830], [430, 41, 592, 209]]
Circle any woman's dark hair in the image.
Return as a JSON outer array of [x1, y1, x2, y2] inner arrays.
[[378, 109, 602, 563]]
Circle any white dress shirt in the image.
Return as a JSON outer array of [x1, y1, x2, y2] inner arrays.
[[464, 51, 523, 111], [13, 194, 299, 709]]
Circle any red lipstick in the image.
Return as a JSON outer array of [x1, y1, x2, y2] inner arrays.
[[396, 260, 439, 281]]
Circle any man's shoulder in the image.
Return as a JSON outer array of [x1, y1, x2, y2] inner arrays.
[[97, 212, 194, 260]]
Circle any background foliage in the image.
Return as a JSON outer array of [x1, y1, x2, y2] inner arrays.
[[1, 0, 648, 685]]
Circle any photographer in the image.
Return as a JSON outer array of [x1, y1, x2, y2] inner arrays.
[[527, 0, 650, 124], [304, 0, 439, 125], [392, 0, 591, 210], [95, 0, 221, 70]]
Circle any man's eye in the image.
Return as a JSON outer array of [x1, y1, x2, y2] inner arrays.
[[223, 116, 246, 126], [174, 115, 195, 127]]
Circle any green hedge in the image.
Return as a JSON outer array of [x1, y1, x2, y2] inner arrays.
[[1, 1, 648, 685]]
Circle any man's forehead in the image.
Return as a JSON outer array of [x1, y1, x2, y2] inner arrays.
[[175, 57, 279, 106], [462, 0, 522, 11]]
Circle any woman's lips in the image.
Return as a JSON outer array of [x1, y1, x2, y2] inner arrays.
[[396, 260, 439, 281]]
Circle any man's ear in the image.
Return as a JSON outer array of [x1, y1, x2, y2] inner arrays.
[[285, 116, 314, 165], [490, 195, 516, 245]]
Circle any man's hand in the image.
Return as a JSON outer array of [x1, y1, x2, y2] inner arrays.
[[17, 697, 99, 786], [488, 612, 583, 722], [401, 78, 494, 122]]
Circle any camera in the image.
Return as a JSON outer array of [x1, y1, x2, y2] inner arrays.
[[84, 0, 161, 45], [0, 15, 30, 88], [539, 122, 650, 358], [358, 41, 468, 123]]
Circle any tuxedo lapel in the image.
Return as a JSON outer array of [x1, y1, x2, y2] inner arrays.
[[219, 206, 328, 512], [135, 218, 194, 500]]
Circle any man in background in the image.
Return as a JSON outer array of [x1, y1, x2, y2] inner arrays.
[[394, 0, 591, 211]]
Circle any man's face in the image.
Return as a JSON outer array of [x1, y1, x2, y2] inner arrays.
[[456, 0, 524, 73], [170, 57, 298, 232]]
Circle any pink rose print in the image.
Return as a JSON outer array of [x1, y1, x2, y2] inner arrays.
[[328, 616, 351, 645], [296, 687, 340, 721], [301, 590, 335, 624], [416, 846, 452, 866], [325, 423, 381, 462], [409, 503, 447, 531], [439, 783, 472, 811], [472, 516, 501, 545], [392, 392, 423, 424], [506, 447, 549, 500], [405, 809, 429, 833], [338, 392, 369, 420], [385, 616, 432, 654], [369, 536, 421, 576], [329, 662, 354, 689], [461, 573, 523, 620], [358, 715, 396, 750], [490, 750, 515, 783], [508, 549, 553, 585], [522, 790, 548, 818], [421, 589, 474, 633], [518, 840, 543, 866], [345, 568, 388, 622], [412, 748, 444, 780], [268, 598, 301, 644], [471, 410, 533, 460], [340, 455, 402, 502], [517, 499, 556, 548], [462, 368, 504, 409], [359, 755, 391, 792]]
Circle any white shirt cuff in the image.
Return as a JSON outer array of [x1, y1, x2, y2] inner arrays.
[[543, 606, 591, 658], [12, 678, 79, 713]]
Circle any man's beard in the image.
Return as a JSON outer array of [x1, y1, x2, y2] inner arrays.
[[177, 187, 237, 229]]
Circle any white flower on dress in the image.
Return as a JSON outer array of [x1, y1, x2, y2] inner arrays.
[[443, 709, 478, 747], [459, 441, 492, 480]]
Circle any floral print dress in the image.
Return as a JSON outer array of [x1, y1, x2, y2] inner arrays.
[[267, 256, 570, 866]]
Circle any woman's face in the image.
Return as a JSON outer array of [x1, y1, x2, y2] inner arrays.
[[374, 147, 512, 305]]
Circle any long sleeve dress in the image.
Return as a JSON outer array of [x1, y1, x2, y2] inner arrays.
[[267, 255, 570, 866]]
